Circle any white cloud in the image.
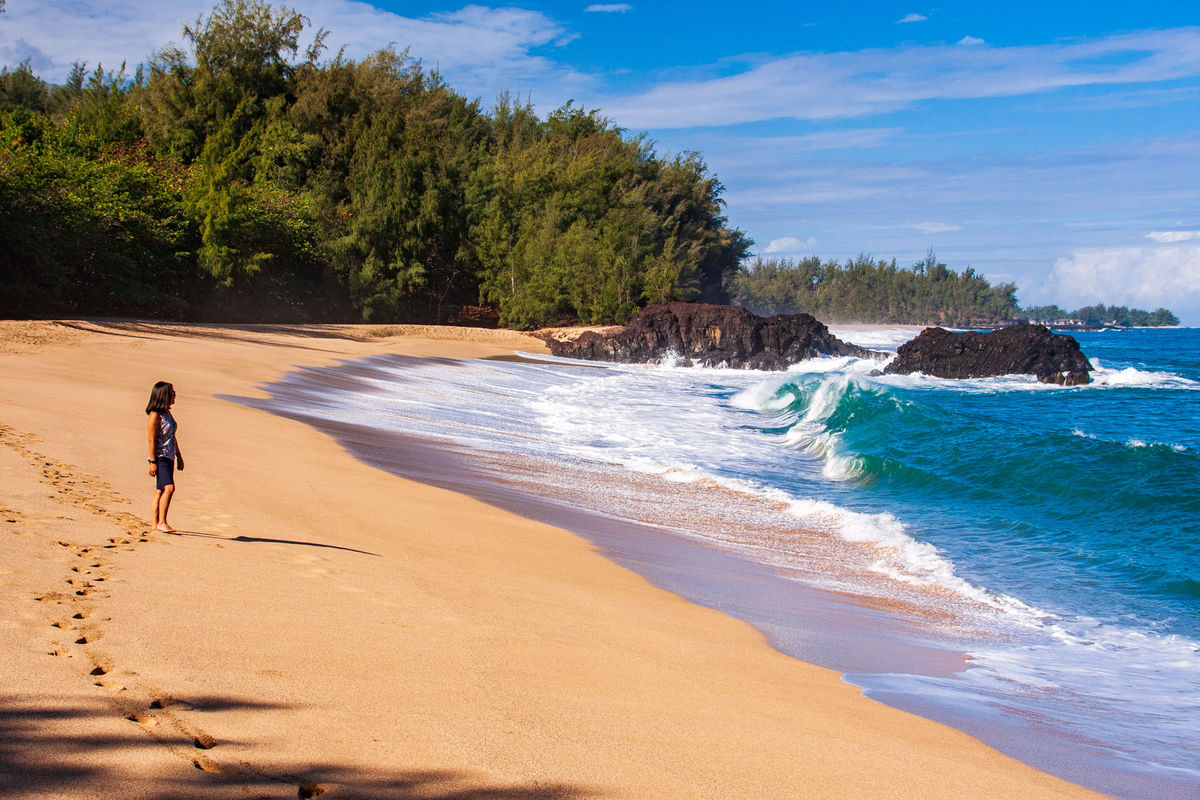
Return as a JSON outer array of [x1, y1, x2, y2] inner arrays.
[[763, 236, 818, 254], [600, 27, 1200, 129], [898, 13, 928, 24], [0, 0, 588, 102], [957, 35, 986, 46], [0, 1, 202, 75], [1037, 242, 1200, 313], [1147, 230, 1200, 243], [585, 4, 632, 12], [701, 131, 1199, 318], [910, 222, 961, 233]]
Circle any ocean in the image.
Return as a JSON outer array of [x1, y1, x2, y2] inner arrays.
[[249, 325, 1200, 799]]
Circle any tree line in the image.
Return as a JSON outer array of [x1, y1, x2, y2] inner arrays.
[[1023, 304, 1179, 328], [730, 253, 1178, 327], [0, 0, 748, 325], [730, 252, 1023, 326]]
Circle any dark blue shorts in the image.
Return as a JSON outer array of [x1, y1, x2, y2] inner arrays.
[[155, 457, 175, 490]]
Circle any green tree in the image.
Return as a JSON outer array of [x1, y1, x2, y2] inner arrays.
[[470, 103, 748, 327], [294, 51, 488, 321], [730, 252, 1021, 325], [143, 0, 316, 285], [0, 0, 754, 327], [0, 60, 48, 112], [0, 110, 196, 318]]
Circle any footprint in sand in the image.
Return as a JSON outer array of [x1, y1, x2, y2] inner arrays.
[[87, 651, 116, 677], [5, 425, 271, 786], [124, 695, 222, 758], [191, 755, 233, 774]]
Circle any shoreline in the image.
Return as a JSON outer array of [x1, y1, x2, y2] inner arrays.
[[244, 396, 968, 679], [0, 319, 1105, 798], [254, 348, 1189, 799]]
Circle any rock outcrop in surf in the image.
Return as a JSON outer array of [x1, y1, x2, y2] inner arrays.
[[540, 302, 874, 370], [883, 324, 1092, 385]]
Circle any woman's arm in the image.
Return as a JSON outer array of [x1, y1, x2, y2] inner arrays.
[[175, 435, 184, 471], [147, 412, 159, 476]]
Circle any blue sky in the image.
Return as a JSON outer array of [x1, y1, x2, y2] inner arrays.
[[4, 1, 1199, 322]]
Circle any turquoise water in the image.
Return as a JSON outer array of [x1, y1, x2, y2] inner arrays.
[[254, 326, 1200, 798], [773, 328, 1200, 643], [745, 328, 1200, 795]]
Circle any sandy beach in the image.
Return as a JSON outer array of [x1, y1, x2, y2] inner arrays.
[[0, 320, 1105, 799]]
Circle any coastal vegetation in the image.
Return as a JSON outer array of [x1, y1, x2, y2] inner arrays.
[[0, 0, 1178, 328], [0, 0, 748, 325], [1021, 304, 1179, 328], [730, 254, 1178, 327], [730, 252, 1021, 326]]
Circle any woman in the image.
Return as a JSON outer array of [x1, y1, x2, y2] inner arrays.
[[146, 381, 184, 532]]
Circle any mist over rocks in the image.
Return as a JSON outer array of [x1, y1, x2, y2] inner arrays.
[[540, 302, 875, 369], [883, 325, 1092, 385]]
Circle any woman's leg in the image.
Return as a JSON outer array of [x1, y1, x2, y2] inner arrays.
[[151, 489, 164, 527], [156, 484, 176, 532]]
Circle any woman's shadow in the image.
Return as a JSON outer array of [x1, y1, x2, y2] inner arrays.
[[165, 530, 379, 557]]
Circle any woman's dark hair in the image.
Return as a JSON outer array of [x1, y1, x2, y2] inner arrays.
[[146, 381, 175, 415]]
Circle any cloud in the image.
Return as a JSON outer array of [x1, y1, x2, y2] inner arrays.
[[700, 131, 1199, 315], [0, 1, 200, 76], [1147, 230, 1200, 243], [1037, 241, 1200, 314], [0, 37, 56, 73], [910, 222, 961, 233], [763, 237, 818, 253], [897, 13, 928, 24], [0, 0, 589, 102], [585, 4, 632, 12], [957, 35, 985, 46], [600, 27, 1200, 129]]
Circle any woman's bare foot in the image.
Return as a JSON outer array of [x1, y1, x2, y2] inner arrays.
[[155, 523, 176, 533]]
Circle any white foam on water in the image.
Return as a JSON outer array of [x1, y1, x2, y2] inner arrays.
[[1072, 427, 1191, 453], [1090, 361, 1198, 389], [523, 362, 1040, 614], [964, 618, 1200, 758], [827, 325, 923, 350]]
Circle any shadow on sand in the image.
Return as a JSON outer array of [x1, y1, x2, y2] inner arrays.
[[167, 529, 380, 557], [1, 693, 598, 799]]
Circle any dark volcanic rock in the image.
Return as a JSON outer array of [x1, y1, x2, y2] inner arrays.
[[542, 302, 874, 370], [884, 325, 1092, 385]]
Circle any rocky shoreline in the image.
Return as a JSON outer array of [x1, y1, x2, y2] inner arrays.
[[883, 325, 1092, 385], [541, 303, 1092, 384], [540, 302, 874, 370]]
